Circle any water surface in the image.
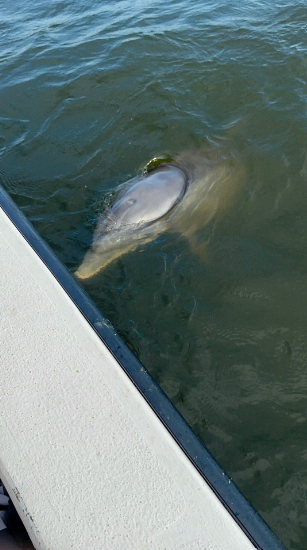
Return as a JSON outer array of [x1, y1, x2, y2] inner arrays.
[[1, 1, 307, 548]]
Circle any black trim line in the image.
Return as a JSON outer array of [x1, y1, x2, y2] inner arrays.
[[0, 184, 287, 550]]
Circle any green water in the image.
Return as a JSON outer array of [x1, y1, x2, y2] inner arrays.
[[1, 1, 307, 548]]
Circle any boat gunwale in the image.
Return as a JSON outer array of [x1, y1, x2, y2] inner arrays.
[[0, 183, 287, 550]]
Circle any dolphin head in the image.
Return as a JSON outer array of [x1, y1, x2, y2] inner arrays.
[[75, 163, 189, 279]]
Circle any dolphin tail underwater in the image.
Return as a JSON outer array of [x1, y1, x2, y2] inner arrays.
[[75, 148, 246, 280]]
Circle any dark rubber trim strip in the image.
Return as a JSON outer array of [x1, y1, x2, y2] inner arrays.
[[0, 184, 287, 550]]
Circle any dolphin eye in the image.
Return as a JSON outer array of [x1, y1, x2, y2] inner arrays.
[[126, 198, 136, 206]]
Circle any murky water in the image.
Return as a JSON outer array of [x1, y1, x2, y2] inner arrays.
[[1, 1, 307, 548]]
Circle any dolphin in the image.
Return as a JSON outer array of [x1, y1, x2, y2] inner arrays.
[[75, 149, 245, 279]]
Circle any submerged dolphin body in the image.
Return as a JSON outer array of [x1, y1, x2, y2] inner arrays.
[[75, 149, 245, 279]]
